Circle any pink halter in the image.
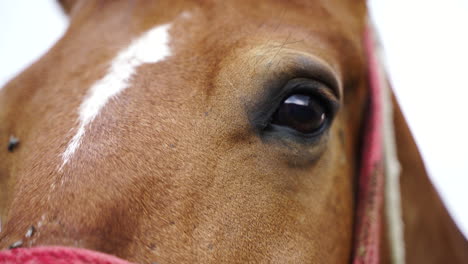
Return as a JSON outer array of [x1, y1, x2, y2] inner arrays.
[[352, 24, 386, 264]]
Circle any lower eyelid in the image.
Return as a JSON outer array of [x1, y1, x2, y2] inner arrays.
[[261, 123, 331, 150]]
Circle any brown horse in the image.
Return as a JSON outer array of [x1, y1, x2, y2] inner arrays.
[[0, 0, 466, 263]]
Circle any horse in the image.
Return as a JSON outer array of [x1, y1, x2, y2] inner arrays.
[[0, 0, 466, 263]]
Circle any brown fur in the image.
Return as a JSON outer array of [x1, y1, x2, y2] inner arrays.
[[0, 1, 466, 263]]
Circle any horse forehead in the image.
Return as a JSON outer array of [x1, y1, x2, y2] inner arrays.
[[0, 0, 363, 170], [57, 0, 362, 160], [61, 23, 172, 167]]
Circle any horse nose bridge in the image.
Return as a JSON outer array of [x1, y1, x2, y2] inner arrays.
[[0, 195, 142, 253], [0, 168, 144, 252]]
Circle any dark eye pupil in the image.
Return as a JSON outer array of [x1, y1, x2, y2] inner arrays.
[[272, 94, 327, 134]]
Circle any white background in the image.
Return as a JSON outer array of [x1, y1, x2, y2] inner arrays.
[[0, 0, 467, 238]]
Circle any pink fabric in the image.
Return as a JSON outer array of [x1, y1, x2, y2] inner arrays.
[[0, 247, 134, 264], [352, 26, 385, 264]]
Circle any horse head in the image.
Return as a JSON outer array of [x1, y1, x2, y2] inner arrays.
[[0, 1, 466, 263]]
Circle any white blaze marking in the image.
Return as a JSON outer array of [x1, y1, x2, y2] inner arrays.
[[61, 24, 172, 167]]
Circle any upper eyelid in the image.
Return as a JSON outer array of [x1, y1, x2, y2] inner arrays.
[[278, 78, 340, 111], [246, 52, 342, 133], [275, 52, 342, 99]]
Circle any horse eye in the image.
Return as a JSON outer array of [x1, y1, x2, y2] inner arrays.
[[271, 94, 327, 134]]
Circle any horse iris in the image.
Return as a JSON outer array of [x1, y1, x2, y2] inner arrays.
[[272, 94, 326, 134]]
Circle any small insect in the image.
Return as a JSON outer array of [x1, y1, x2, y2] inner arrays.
[[8, 135, 20, 152], [25, 226, 35, 238], [8, 240, 23, 249]]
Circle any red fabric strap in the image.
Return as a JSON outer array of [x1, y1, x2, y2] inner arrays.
[[352, 25, 385, 264], [0, 247, 134, 264]]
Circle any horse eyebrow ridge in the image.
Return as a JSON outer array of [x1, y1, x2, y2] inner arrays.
[[60, 23, 172, 169]]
